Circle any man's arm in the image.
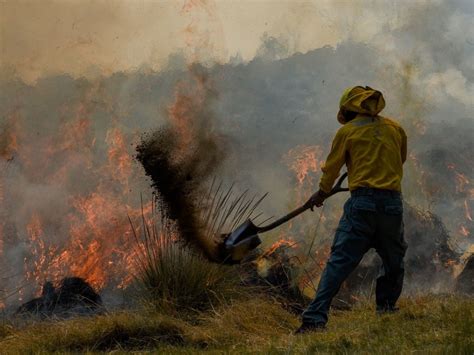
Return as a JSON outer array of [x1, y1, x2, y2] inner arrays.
[[319, 128, 348, 193], [306, 128, 347, 210]]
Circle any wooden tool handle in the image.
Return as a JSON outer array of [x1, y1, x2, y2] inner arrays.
[[257, 172, 349, 233]]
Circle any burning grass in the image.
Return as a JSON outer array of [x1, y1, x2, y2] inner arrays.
[[0, 294, 472, 353]]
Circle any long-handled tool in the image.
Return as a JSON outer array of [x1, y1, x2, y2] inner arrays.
[[222, 173, 349, 264]]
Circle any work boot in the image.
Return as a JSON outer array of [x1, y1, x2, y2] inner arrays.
[[294, 322, 326, 335], [376, 305, 399, 315]]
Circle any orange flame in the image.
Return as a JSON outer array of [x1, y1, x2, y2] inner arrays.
[[0, 63, 223, 305], [24, 214, 52, 290], [459, 225, 469, 237], [262, 237, 297, 258], [106, 128, 133, 188], [284, 145, 322, 185], [455, 172, 470, 193], [8, 104, 151, 296], [464, 200, 472, 222], [167, 82, 200, 157], [448, 165, 473, 239], [22, 193, 152, 292], [283, 145, 323, 207]]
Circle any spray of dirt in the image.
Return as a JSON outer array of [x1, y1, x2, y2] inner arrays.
[[136, 65, 225, 262]]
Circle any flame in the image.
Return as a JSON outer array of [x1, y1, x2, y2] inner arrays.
[[262, 237, 297, 258], [464, 200, 472, 222], [459, 225, 469, 237], [0, 62, 222, 306], [283, 145, 323, 208], [413, 120, 427, 135], [284, 145, 322, 185], [444, 259, 457, 267], [447, 165, 473, 239], [281, 144, 332, 277], [22, 193, 151, 292], [256, 237, 297, 277], [455, 172, 470, 193], [167, 82, 200, 157], [56, 117, 91, 154], [350, 294, 361, 302], [1, 97, 153, 301], [0, 0, 229, 306], [24, 213, 52, 291], [106, 128, 133, 188], [63, 192, 150, 289]]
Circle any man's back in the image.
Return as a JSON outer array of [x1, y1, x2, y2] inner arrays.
[[340, 115, 407, 192], [319, 87, 407, 194]]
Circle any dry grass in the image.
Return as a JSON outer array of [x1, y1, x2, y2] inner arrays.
[[0, 323, 13, 340], [1, 294, 472, 354], [130, 184, 266, 315], [130, 203, 242, 315], [1, 311, 191, 353]]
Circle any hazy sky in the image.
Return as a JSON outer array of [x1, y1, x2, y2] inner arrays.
[[1, 0, 428, 83]]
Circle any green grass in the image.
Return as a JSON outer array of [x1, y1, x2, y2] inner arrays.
[[1, 294, 472, 354]]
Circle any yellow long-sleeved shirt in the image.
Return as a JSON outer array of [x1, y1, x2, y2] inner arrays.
[[319, 115, 407, 193]]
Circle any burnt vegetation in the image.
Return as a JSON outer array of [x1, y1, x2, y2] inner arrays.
[[16, 277, 103, 318]]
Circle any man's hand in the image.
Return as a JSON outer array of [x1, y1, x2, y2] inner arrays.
[[305, 190, 329, 211]]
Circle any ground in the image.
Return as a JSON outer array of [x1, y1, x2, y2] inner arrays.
[[0, 294, 472, 354]]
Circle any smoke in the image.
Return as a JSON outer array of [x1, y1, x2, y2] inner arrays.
[[136, 65, 226, 261], [0, 0, 472, 306]]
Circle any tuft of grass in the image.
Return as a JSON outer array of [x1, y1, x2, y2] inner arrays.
[[196, 179, 267, 247], [130, 204, 241, 314]]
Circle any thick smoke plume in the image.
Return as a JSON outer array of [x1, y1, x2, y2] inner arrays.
[[136, 66, 225, 261]]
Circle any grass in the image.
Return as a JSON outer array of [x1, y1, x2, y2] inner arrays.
[[130, 202, 242, 315], [0, 322, 13, 340], [129, 182, 268, 315], [3, 191, 471, 353], [1, 294, 472, 353]]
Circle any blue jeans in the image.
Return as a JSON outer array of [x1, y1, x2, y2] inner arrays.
[[302, 188, 407, 325]]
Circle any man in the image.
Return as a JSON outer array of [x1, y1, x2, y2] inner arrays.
[[296, 86, 408, 334]]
